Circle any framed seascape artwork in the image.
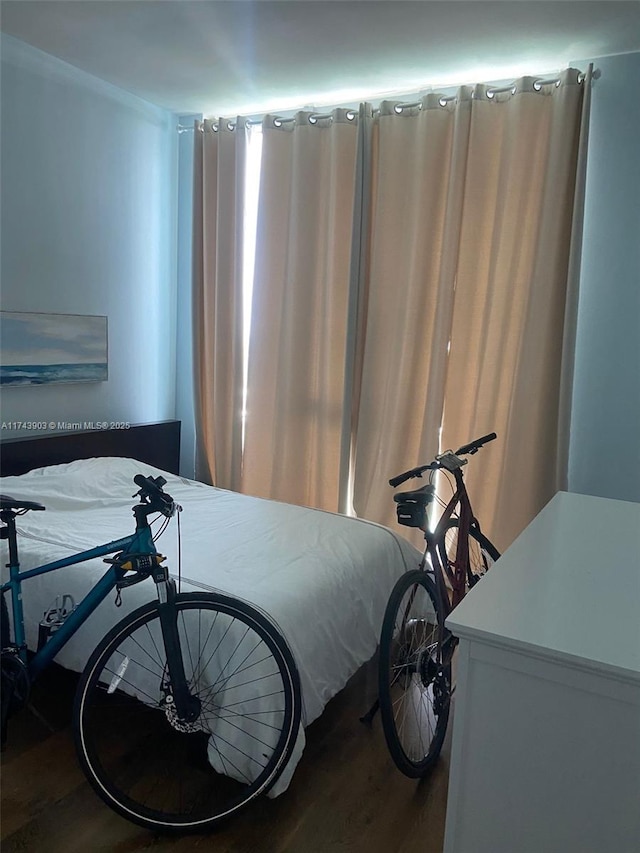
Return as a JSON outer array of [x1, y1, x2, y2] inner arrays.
[[0, 312, 108, 386]]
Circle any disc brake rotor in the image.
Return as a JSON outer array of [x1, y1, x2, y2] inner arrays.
[[161, 689, 208, 734]]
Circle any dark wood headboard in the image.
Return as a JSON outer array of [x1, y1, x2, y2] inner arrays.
[[0, 420, 181, 477]]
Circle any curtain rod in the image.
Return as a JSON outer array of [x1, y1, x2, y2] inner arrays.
[[177, 68, 597, 133], [178, 110, 354, 133]]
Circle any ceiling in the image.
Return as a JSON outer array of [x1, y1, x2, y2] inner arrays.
[[2, 1, 639, 117]]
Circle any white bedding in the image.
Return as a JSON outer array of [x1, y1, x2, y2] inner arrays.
[[0, 456, 420, 792]]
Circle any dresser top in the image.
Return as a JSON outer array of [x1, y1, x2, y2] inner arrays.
[[446, 491, 640, 681]]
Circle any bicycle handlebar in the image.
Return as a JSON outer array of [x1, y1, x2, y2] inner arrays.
[[454, 432, 497, 456], [389, 432, 497, 487], [389, 465, 434, 488], [133, 474, 176, 517]]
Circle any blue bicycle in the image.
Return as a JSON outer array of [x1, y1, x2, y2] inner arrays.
[[1, 474, 301, 832]]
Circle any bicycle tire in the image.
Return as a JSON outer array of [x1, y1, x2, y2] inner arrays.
[[74, 592, 301, 833], [438, 520, 500, 591], [378, 570, 451, 778]]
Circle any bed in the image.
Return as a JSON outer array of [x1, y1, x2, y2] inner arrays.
[[0, 421, 421, 795]]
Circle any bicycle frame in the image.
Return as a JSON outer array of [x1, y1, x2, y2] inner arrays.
[[2, 496, 199, 722], [1, 523, 155, 679], [389, 468, 473, 665], [425, 466, 473, 611]]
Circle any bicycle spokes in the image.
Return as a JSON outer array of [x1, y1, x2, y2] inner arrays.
[[378, 572, 451, 777], [74, 594, 301, 831]]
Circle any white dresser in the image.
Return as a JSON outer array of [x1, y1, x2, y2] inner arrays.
[[443, 491, 640, 853]]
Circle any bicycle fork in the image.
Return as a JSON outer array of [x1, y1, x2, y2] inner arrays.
[[153, 569, 201, 724]]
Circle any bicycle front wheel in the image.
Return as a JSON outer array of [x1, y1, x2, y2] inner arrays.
[[378, 570, 451, 778], [74, 592, 301, 832]]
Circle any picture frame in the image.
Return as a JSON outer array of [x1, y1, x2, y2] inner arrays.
[[0, 311, 108, 387]]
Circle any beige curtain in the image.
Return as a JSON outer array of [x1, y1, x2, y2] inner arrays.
[[241, 110, 359, 510], [352, 93, 473, 529], [441, 71, 585, 550], [354, 71, 586, 550], [192, 118, 246, 490]]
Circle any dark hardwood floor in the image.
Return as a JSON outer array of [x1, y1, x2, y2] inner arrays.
[[1, 659, 450, 852]]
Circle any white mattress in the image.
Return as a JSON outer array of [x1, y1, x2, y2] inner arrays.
[[1, 456, 421, 792]]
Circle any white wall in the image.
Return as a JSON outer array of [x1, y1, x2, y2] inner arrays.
[[0, 35, 178, 435], [568, 52, 640, 503], [175, 114, 200, 478]]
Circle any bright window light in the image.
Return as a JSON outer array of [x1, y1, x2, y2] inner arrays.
[[241, 124, 263, 448]]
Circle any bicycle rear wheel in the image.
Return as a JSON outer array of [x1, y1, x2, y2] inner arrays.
[[439, 520, 500, 591], [378, 570, 451, 778], [74, 592, 301, 833]]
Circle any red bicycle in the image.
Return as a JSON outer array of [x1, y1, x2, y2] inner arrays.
[[373, 433, 500, 777]]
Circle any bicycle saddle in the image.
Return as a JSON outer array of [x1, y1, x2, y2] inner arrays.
[[393, 484, 435, 504], [0, 495, 45, 512]]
